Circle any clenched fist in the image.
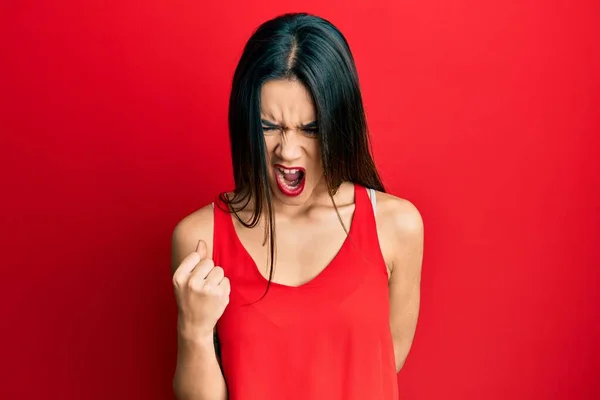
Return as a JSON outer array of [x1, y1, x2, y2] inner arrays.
[[172, 240, 230, 341]]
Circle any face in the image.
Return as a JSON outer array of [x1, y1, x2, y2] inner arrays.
[[260, 79, 324, 206]]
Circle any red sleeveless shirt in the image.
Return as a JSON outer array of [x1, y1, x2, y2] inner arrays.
[[212, 183, 398, 399]]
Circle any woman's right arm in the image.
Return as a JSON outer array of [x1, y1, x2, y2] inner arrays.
[[171, 206, 228, 400], [173, 331, 227, 400]]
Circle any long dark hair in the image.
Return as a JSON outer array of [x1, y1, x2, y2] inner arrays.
[[220, 12, 385, 291]]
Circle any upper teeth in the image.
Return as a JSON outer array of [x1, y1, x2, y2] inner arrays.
[[278, 167, 299, 174]]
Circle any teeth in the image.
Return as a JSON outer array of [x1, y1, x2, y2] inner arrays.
[[277, 167, 300, 174]]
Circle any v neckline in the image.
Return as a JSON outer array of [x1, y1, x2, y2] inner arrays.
[[227, 183, 360, 290]]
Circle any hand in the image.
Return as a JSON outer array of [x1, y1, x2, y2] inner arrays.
[[172, 240, 230, 341]]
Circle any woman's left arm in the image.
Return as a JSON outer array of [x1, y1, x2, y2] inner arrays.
[[380, 197, 424, 372]]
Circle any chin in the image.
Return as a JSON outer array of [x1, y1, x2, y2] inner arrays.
[[270, 181, 313, 205], [268, 179, 316, 206]]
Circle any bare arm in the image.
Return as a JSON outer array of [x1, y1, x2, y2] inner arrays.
[[377, 194, 424, 372], [171, 206, 228, 400], [173, 333, 226, 400]]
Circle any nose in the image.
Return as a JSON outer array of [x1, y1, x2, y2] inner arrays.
[[274, 130, 302, 162]]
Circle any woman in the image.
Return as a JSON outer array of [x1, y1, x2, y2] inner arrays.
[[171, 12, 423, 400]]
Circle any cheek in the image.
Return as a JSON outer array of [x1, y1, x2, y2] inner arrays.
[[264, 138, 277, 163], [307, 141, 322, 168]]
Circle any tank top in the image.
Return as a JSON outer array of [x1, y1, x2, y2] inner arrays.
[[212, 183, 399, 399]]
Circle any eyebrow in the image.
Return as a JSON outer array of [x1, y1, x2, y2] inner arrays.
[[261, 119, 318, 129]]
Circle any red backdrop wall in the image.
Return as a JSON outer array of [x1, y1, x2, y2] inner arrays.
[[1, 1, 598, 399]]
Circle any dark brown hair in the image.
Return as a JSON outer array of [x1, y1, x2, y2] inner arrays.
[[221, 12, 385, 294]]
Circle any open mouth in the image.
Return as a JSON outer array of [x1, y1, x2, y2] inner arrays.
[[274, 165, 306, 196]]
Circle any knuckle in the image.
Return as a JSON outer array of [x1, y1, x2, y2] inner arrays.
[[188, 276, 204, 292], [172, 273, 184, 288]]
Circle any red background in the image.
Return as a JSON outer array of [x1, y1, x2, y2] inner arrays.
[[1, 1, 599, 399]]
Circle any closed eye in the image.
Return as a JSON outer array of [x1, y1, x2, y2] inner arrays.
[[261, 122, 318, 136]]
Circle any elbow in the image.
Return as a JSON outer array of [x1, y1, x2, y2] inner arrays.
[[172, 375, 183, 400], [172, 372, 189, 400]]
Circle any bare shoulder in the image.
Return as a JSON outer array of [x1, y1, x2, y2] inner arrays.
[[375, 191, 423, 235], [372, 191, 424, 273], [171, 203, 215, 274]]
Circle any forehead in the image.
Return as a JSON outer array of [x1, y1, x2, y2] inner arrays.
[[260, 79, 316, 124]]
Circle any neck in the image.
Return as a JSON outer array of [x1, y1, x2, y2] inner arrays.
[[231, 176, 339, 222]]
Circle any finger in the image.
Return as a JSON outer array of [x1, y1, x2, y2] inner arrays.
[[195, 239, 208, 260], [172, 252, 201, 284], [206, 266, 225, 285], [189, 258, 215, 281], [219, 276, 231, 296]]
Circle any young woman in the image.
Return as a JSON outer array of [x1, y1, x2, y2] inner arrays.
[[171, 12, 424, 400]]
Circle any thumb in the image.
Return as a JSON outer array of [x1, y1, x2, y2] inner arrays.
[[195, 239, 208, 259]]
